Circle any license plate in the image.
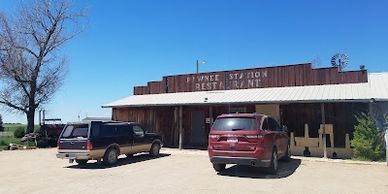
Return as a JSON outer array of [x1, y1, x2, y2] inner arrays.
[[227, 137, 238, 143]]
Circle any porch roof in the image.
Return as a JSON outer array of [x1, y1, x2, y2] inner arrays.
[[102, 73, 388, 108]]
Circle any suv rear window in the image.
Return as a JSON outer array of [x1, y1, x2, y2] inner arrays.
[[211, 117, 258, 131], [61, 124, 89, 138]]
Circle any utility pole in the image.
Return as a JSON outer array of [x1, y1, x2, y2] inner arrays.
[[196, 60, 199, 74], [196, 60, 206, 74]]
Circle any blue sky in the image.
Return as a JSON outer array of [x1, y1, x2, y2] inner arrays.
[[1, 0, 387, 123]]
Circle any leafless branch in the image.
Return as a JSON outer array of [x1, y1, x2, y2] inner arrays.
[[0, 0, 86, 132]]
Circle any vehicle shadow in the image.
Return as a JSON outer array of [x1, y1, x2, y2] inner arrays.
[[65, 153, 171, 169], [217, 158, 301, 179]]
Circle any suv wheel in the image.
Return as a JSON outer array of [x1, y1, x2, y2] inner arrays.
[[267, 148, 278, 174], [103, 148, 118, 165], [149, 143, 160, 157], [212, 163, 226, 172], [75, 159, 88, 165], [281, 145, 291, 162]]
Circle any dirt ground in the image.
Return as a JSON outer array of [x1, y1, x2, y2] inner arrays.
[[0, 148, 387, 194]]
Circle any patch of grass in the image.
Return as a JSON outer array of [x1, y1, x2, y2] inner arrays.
[[0, 136, 22, 151], [3, 124, 40, 133], [0, 124, 40, 151]]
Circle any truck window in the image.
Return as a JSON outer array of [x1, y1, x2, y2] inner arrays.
[[132, 125, 145, 137], [61, 124, 89, 138], [91, 122, 101, 137], [117, 125, 130, 136], [101, 124, 117, 137]]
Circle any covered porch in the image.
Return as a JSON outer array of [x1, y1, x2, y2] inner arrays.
[[103, 73, 388, 158]]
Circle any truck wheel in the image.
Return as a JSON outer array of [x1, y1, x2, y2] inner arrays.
[[212, 163, 226, 172], [267, 148, 278, 174], [75, 159, 88, 165], [103, 148, 118, 165], [149, 143, 160, 157]]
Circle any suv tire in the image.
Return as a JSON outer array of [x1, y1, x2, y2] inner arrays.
[[103, 148, 118, 165], [149, 143, 160, 157], [267, 148, 278, 174], [281, 145, 291, 162], [212, 163, 226, 172]]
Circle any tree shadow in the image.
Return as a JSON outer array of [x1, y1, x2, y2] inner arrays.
[[217, 158, 301, 179], [65, 153, 171, 170]]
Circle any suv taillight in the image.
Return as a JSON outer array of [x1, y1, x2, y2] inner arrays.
[[86, 140, 93, 150], [245, 134, 264, 143], [57, 141, 60, 149], [245, 135, 263, 139]]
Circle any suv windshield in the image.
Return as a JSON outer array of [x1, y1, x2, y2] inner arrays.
[[61, 124, 89, 138], [211, 117, 258, 131]]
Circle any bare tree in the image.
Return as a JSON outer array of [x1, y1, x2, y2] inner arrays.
[[0, 0, 85, 133]]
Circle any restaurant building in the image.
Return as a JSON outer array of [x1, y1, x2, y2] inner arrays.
[[103, 63, 388, 158]]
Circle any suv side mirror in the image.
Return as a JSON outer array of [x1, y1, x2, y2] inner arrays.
[[282, 125, 288, 132]]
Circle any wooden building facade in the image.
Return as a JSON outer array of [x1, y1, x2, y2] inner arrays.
[[105, 63, 385, 158]]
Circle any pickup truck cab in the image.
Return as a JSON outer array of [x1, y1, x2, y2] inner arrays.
[[56, 121, 163, 165], [208, 113, 290, 174]]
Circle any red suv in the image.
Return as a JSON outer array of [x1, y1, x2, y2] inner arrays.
[[208, 113, 290, 174]]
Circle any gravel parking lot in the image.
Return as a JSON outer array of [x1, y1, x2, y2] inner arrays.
[[0, 148, 387, 194]]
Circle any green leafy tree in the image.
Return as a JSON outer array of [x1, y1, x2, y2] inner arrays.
[[351, 113, 385, 161]]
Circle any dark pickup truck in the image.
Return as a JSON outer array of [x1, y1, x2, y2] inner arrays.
[[56, 120, 163, 165]]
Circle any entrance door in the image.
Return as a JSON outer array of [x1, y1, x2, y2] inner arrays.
[[191, 111, 207, 147]]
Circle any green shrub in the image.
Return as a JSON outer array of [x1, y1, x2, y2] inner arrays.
[[351, 113, 385, 161], [0, 139, 6, 146], [13, 127, 26, 138]]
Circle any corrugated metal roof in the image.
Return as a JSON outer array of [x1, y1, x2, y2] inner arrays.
[[102, 73, 388, 108]]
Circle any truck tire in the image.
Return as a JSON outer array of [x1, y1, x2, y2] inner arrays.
[[103, 148, 118, 165], [149, 143, 160, 157]]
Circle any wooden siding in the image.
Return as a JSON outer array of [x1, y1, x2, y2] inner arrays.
[[134, 63, 368, 95], [112, 104, 255, 147], [280, 103, 368, 147], [113, 103, 367, 148]]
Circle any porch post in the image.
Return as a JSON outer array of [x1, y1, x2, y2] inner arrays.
[[321, 103, 328, 158], [209, 106, 213, 126], [179, 106, 184, 150]]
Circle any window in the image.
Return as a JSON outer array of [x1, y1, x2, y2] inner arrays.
[[117, 125, 130, 136], [132, 125, 145, 137], [91, 122, 101, 137], [61, 124, 89, 138], [262, 118, 269, 130], [101, 124, 117, 137], [211, 118, 258, 131], [268, 117, 280, 131]]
